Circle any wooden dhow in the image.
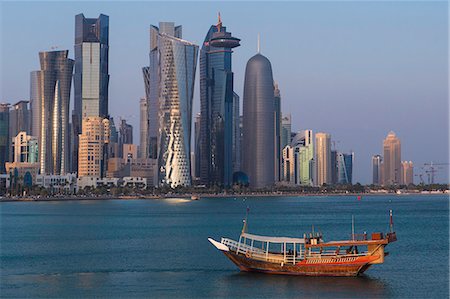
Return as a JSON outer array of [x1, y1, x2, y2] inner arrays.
[[209, 211, 397, 277]]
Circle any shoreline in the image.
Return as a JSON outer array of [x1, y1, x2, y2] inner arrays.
[[1, 191, 448, 203]]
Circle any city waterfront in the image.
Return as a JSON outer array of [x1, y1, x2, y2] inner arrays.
[[1, 195, 448, 298]]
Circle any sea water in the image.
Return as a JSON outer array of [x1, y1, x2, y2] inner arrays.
[[1, 195, 448, 298]]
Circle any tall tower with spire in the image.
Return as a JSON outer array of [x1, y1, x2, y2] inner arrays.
[[199, 14, 240, 187], [242, 37, 275, 189]]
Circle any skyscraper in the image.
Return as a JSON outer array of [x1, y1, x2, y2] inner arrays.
[[30, 50, 74, 175], [382, 131, 401, 185], [12, 132, 38, 163], [78, 117, 110, 177], [274, 83, 281, 182], [372, 155, 382, 185], [119, 119, 133, 148], [199, 15, 240, 187], [0, 104, 10, 173], [139, 97, 148, 158], [315, 132, 331, 186], [73, 13, 109, 172], [148, 22, 198, 188], [146, 23, 182, 161], [337, 152, 354, 184], [232, 92, 241, 173], [281, 114, 292, 151], [401, 161, 414, 185], [194, 113, 201, 179], [242, 49, 275, 189], [9, 101, 30, 145]]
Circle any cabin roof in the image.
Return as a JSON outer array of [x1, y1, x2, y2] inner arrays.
[[242, 233, 306, 244]]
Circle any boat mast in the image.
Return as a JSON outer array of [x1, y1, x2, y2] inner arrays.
[[351, 215, 355, 241]]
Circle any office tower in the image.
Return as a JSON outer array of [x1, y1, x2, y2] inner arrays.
[[123, 144, 138, 163], [194, 113, 201, 179], [401, 161, 414, 185], [274, 83, 281, 182], [30, 50, 74, 175], [140, 97, 149, 158], [199, 15, 240, 187], [281, 114, 292, 150], [382, 131, 401, 185], [78, 117, 110, 177], [12, 132, 38, 163], [73, 14, 109, 172], [330, 150, 338, 184], [146, 22, 198, 187], [0, 104, 10, 173], [282, 130, 314, 186], [146, 22, 182, 161], [232, 92, 241, 173], [337, 152, 354, 184], [282, 145, 297, 185], [315, 132, 331, 186], [242, 48, 275, 189], [119, 119, 133, 146], [372, 155, 382, 185], [9, 101, 30, 143]]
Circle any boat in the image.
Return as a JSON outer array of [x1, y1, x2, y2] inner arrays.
[[208, 210, 397, 277]]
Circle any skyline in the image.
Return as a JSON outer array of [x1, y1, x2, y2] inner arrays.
[[1, 1, 448, 184]]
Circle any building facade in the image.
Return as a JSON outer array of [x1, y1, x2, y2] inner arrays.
[[336, 152, 354, 184], [372, 155, 382, 185], [232, 92, 241, 173], [73, 14, 109, 173], [242, 52, 275, 189], [12, 132, 38, 163], [401, 161, 414, 185], [9, 101, 30, 154], [274, 83, 281, 182], [148, 22, 198, 187], [78, 117, 110, 177], [30, 50, 74, 175], [315, 132, 331, 186], [199, 15, 240, 187], [0, 104, 9, 173], [139, 97, 149, 158], [382, 131, 401, 185]]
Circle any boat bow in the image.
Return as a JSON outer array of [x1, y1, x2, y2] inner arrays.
[[208, 237, 229, 252]]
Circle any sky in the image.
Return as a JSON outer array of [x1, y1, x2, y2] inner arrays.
[[1, 1, 448, 184]]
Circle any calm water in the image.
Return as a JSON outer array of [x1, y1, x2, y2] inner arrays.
[[1, 195, 448, 298]]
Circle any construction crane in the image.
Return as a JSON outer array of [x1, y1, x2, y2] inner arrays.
[[423, 162, 449, 184]]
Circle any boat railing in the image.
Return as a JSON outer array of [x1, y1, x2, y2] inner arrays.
[[221, 238, 305, 265]]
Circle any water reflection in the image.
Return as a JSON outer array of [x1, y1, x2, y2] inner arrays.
[[215, 272, 390, 298]]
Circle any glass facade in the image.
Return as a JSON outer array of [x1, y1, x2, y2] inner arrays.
[[156, 31, 198, 188], [30, 50, 74, 175], [0, 104, 10, 173], [274, 83, 281, 182], [337, 152, 354, 184], [73, 13, 109, 172], [243, 53, 275, 188], [199, 18, 240, 187]]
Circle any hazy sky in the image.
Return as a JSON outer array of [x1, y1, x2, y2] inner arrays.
[[1, 1, 448, 184]]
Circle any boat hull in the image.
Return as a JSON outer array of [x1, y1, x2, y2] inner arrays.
[[223, 251, 375, 277]]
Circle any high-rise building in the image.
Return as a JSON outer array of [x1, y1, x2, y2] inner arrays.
[[30, 50, 74, 175], [330, 150, 338, 184], [282, 130, 314, 186], [9, 100, 30, 145], [12, 132, 38, 163], [119, 119, 133, 146], [401, 161, 414, 185], [372, 155, 382, 185], [232, 92, 241, 173], [274, 83, 281, 182], [199, 15, 240, 187], [315, 132, 331, 186], [337, 152, 354, 184], [242, 50, 275, 189], [382, 131, 401, 185], [78, 117, 110, 177], [194, 113, 201, 179], [123, 144, 138, 163], [73, 14, 109, 172], [281, 114, 292, 151], [139, 97, 149, 158], [147, 22, 198, 188], [0, 104, 10, 173], [146, 23, 182, 161]]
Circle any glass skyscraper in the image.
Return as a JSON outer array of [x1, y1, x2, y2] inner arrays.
[[147, 22, 198, 187], [30, 50, 74, 175], [0, 104, 10, 173], [337, 152, 354, 184], [199, 15, 240, 187], [243, 51, 275, 189], [73, 13, 109, 172], [274, 83, 281, 182]]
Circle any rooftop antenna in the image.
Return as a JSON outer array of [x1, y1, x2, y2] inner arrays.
[[257, 33, 261, 53], [217, 12, 222, 31]]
